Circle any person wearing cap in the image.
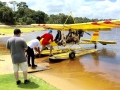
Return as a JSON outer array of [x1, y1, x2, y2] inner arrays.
[[40, 29, 53, 56], [6, 29, 30, 85], [26, 36, 41, 68]]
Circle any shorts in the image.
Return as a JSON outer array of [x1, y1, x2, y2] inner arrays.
[[13, 62, 28, 72], [41, 44, 52, 50]]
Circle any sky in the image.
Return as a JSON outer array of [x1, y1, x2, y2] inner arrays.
[[1, 0, 120, 19]]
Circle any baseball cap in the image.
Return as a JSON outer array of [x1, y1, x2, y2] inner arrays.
[[48, 30, 52, 33], [14, 29, 21, 34]]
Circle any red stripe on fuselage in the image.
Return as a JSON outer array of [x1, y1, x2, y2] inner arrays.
[[43, 24, 46, 26], [93, 34, 99, 36]]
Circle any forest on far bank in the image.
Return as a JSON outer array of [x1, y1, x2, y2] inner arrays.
[[0, 1, 112, 25]]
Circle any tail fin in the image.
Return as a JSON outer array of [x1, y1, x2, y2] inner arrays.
[[91, 30, 99, 41]]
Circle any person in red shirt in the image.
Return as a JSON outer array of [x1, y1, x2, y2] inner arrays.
[[40, 30, 53, 56]]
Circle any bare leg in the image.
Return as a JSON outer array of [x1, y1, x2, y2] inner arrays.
[[23, 71, 27, 80], [50, 46, 53, 55], [14, 72, 19, 81], [40, 46, 45, 53]]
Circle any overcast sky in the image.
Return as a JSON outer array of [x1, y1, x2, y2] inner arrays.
[[1, 0, 120, 19]]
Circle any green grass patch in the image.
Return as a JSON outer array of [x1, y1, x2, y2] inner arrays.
[[0, 73, 59, 90], [0, 27, 44, 35]]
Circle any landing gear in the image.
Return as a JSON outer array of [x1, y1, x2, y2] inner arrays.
[[69, 51, 75, 59], [95, 44, 97, 49]]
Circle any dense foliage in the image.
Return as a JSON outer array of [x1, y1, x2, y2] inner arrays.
[[0, 1, 107, 25]]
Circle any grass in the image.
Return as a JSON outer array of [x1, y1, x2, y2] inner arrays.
[[0, 27, 44, 35], [0, 73, 59, 90]]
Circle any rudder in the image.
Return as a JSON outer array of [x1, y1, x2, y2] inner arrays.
[[91, 30, 99, 41]]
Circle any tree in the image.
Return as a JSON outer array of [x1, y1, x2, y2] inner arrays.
[[9, 1, 18, 11], [17, 2, 28, 9], [0, 6, 14, 24], [32, 11, 46, 24], [0, 1, 7, 7]]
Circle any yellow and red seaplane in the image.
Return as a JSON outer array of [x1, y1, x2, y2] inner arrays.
[[31, 14, 120, 62]]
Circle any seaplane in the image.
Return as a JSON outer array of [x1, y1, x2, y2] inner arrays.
[[31, 13, 120, 62]]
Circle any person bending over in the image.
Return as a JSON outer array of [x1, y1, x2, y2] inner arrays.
[[26, 36, 41, 68], [40, 30, 53, 56]]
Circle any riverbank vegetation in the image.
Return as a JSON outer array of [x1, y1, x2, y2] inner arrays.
[[0, 1, 108, 25]]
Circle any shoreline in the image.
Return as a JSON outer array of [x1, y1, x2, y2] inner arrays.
[[0, 34, 13, 37], [0, 31, 32, 38]]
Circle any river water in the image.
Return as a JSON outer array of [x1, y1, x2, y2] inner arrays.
[[0, 29, 120, 90]]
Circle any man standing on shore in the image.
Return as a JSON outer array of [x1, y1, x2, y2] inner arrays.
[[6, 29, 30, 85]]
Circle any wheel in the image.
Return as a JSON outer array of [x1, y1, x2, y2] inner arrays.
[[69, 51, 75, 59], [95, 44, 97, 49]]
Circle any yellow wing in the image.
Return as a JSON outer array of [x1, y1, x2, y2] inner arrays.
[[31, 20, 120, 31]]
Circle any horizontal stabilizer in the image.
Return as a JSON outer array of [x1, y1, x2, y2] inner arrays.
[[98, 40, 117, 44], [81, 38, 117, 44], [80, 39, 97, 44]]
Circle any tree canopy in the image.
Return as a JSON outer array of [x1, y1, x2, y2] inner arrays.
[[0, 1, 106, 25]]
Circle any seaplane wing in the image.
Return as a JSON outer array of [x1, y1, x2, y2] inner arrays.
[[31, 23, 111, 31], [31, 20, 120, 31]]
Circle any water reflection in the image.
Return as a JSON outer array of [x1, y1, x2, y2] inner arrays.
[[91, 48, 116, 66], [98, 48, 116, 58], [91, 52, 99, 66], [80, 48, 120, 83]]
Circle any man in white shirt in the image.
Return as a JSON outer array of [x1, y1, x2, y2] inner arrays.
[[26, 36, 41, 68]]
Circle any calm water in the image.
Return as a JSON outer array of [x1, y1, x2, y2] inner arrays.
[[0, 29, 120, 90]]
